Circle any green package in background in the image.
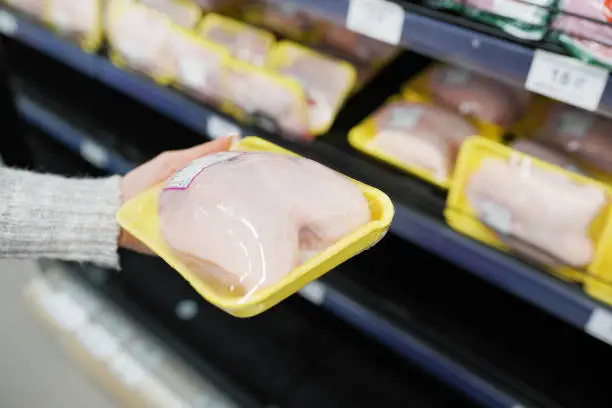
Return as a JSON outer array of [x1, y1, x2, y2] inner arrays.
[[425, 0, 556, 41]]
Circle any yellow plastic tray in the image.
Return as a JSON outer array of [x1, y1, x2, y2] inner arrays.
[[117, 137, 394, 317], [445, 137, 612, 283]]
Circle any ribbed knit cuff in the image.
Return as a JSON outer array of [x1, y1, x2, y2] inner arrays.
[[0, 168, 121, 269]]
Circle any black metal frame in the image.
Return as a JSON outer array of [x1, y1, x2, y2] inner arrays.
[[0, 37, 31, 168]]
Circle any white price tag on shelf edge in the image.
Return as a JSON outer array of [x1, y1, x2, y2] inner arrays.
[[585, 308, 612, 345], [80, 139, 108, 169], [346, 0, 404, 45], [298, 281, 326, 305], [525, 49, 608, 112], [0, 10, 17, 36]]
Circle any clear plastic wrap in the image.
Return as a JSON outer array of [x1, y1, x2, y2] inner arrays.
[[140, 0, 201, 28], [553, 0, 612, 67], [169, 28, 229, 104], [107, 1, 178, 84], [46, 0, 103, 52], [413, 64, 532, 127], [116, 137, 394, 317], [510, 139, 586, 175], [270, 41, 357, 135], [5, 0, 46, 20], [222, 61, 310, 138], [197, 13, 274, 66], [446, 137, 611, 282], [350, 97, 478, 188], [242, 1, 318, 42], [530, 103, 612, 174]]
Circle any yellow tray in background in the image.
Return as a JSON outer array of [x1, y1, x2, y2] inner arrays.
[[117, 136, 394, 317]]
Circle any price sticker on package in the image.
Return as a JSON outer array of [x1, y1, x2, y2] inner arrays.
[[526, 49, 608, 112], [346, 0, 404, 45]]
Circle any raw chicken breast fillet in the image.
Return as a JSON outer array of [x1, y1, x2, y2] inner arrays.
[[466, 154, 607, 268], [427, 65, 531, 126], [158, 152, 371, 297], [370, 101, 477, 182]]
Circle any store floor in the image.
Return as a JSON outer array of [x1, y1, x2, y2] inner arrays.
[[0, 260, 118, 408]]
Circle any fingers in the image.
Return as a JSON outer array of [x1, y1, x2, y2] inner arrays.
[[181, 135, 235, 160]]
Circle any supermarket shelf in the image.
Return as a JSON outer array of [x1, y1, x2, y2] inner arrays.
[[270, 0, 612, 114], [6, 8, 612, 346]]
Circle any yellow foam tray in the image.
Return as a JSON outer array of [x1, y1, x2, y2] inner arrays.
[[117, 136, 394, 317]]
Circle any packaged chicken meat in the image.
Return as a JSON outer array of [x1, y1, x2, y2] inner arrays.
[[197, 13, 275, 66], [510, 139, 587, 176], [169, 28, 230, 104], [445, 136, 611, 282], [221, 60, 311, 139], [270, 41, 357, 135], [46, 0, 104, 52], [553, 0, 612, 68], [116, 137, 393, 317], [518, 100, 612, 181], [107, 1, 178, 84], [406, 64, 532, 138], [349, 93, 479, 188], [428, 0, 553, 40], [140, 0, 201, 28], [5, 0, 46, 21]]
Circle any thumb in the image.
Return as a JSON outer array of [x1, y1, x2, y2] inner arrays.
[[180, 135, 235, 162]]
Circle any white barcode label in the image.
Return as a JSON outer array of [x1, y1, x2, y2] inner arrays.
[[444, 68, 471, 85], [555, 110, 593, 139], [388, 106, 424, 129], [0, 10, 17, 36], [80, 140, 108, 169], [299, 281, 326, 305], [481, 201, 512, 235], [164, 152, 243, 190], [77, 324, 121, 361], [526, 50, 608, 112], [346, 0, 404, 45], [179, 59, 208, 88], [206, 116, 242, 140], [585, 308, 612, 345]]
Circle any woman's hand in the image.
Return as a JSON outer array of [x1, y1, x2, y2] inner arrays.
[[119, 136, 234, 254]]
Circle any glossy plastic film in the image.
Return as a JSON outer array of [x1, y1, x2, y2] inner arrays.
[[140, 0, 202, 28], [169, 27, 230, 105], [445, 137, 612, 282], [406, 64, 532, 139], [106, 1, 177, 85], [270, 41, 357, 136], [5, 0, 46, 21], [45, 0, 104, 53], [116, 137, 394, 317], [197, 13, 275, 66], [241, 1, 320, 43], [348, 92, 480, 189]]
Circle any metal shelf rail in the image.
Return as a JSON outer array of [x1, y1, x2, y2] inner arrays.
[[4, 6, 612, 353]]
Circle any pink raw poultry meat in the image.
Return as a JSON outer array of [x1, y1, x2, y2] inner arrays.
[[370, 101, 477, 183], [48, 0, 100, 42], [158, 152, 371, 297], [466, 153, 606, 267]]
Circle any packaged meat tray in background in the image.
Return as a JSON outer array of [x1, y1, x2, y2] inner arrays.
[[514, 97, 612, 183], [116, 137, 394, 317], [427, 0, 554, 40], [445, 136, 612, 282], [140, 0, 202, 28], [553, 0, 612, 69], [269, 41, 357, 136], [406, 64, 532, 139], [221, 59, 311, 138], [169, 27, 230, 105], [197, 13, 275, 66], [107, 0, 178, 85], [45, 0, 104, 53], [5, 0, 46, 21], [348, 92, 480, 189]]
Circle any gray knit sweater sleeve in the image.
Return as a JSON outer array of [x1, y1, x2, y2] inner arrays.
[[0, 167, 121, 269]]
